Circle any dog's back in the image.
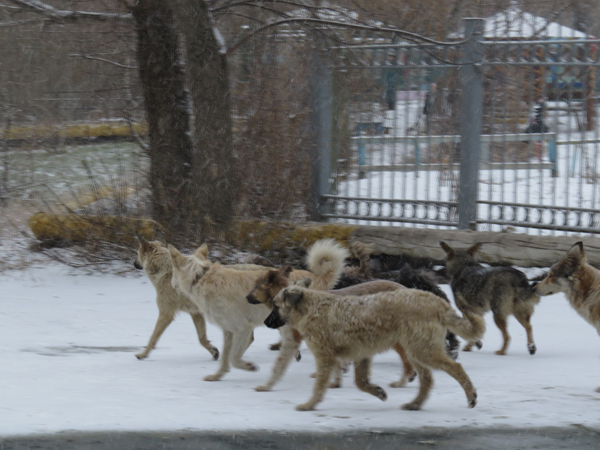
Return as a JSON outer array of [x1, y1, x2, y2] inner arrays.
[[452, 264, 539, 314]]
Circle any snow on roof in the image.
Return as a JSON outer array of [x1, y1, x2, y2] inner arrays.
[[451, 6, 591, 40]]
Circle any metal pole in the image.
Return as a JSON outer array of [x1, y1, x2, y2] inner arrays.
[[309, 53, 333, 221], [458, 18, 485, 230]]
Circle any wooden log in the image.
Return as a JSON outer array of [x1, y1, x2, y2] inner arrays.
[[351, 226, 600, 268]]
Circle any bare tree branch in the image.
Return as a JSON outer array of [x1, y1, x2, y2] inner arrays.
[[7, 0, 133, 22], [227, 16, 474, 55], [68, 53, 137, 69]]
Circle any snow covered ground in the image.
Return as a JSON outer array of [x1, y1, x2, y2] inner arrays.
[[2, 264, 600, 438]]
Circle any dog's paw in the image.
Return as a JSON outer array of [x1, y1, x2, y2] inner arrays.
[[528, 343, 537, 355], [203, 374, 222, 382], [595, 386, 600, 393], [475, 340, 483, 350], [462, 344, 473, 352], [494, 349, 506, 356], [296, 350, 302, 362], [468, 392, 477, 408], [375, 386, 387, 401], [408, 371, 418, 382], [401, 402, 421, 411], [135, 352, 148, 360], [255, 385, 270, 392], [243, 362, 259, 372], [329, 381, 342, 389], [390, 379, 407, 388], [210, 347, 220, 361], [295, 403, 315, 411]]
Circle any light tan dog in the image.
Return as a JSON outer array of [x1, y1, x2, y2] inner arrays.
[[246, 268, 414, 391], [168, 239, 348, 381], [266, 285, 485, 411], [535, 242, 600, 393], [134, 238, 219, 361]]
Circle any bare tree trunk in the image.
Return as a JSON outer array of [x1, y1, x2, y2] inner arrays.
[[132, 0, 195, 235], [172, 0, 237, 229]]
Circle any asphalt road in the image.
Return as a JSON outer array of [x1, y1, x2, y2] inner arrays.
[[2, 427, 600, 450]]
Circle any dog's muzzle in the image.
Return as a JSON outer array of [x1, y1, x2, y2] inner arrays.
[[264, 306, 286, 329], [133, 260, 143, 270], [246, 294, 261, 305]]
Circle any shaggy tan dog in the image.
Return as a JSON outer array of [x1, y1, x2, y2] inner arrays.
[[535, 242, 600, 393], [168, 239, 348, 381], [266, 285, 485, 411], [134, 238, 219, 361], [246, 268, 414, 391]]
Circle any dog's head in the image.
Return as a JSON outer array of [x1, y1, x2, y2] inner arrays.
[[440, 241, 482, 278], [168, 244, 211, 296], [134, 236, 171, 278], [264, 285, 306, 329], [535, 242, 586, 296], [246, 266, 293, 306]]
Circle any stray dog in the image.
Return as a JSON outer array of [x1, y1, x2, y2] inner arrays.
[[168, 239, 348, 381], [247, 269, 413, 390], [265, 285, 485, 411], [535, 242, 600, 393], [440, 241, 540, 355], [134, 237, 219, 361]]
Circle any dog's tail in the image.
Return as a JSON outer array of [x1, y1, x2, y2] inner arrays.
[[306, 239, 350, 290], [442, 308, 486, 343], [395, 264, 450, 303]]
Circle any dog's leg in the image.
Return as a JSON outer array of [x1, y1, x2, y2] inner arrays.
[[204, 330, 233, 381], [136, 312, 174, 360], [493, 313, 510, 355], [390, 343, 417, 388], [230, 328, 259, 372], [513, 308, 536, 355], [256, 325, 300, 391], [354, 357, 387, 401], [422, 350, 477, 409], [401, 361, 433, 411], [445, 331, 460, 360], [296, 355, 336, 411], [190, 312, 220, 360]]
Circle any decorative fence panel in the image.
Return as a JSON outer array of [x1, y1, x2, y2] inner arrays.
[[318, 18, 600, 235]]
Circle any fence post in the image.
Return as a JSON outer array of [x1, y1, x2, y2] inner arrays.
[[309, 53, 333, 221], [458, 18, 485, 230]]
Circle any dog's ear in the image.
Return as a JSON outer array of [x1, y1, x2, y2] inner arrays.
[[440, 241, 454, 258], [278, 266, 293, 278], [168, 244, 186, 267], [267, 270, 279, 283], [153, 227, 167, 245], [194, 243, 209, 261], [283, 288, 304, 307], [566, 242, 586, 265], [136, 232, 149, 249], [294, 278, 312, 288], [467, 242, 482, 257]]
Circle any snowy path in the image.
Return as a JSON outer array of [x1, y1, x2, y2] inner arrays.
[[1, 266, 599, 437]]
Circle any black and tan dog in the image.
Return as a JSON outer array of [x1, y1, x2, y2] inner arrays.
[[265, 284, 485, 411], [535, 242, 600, 392], [440, 241, 540, 355]]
